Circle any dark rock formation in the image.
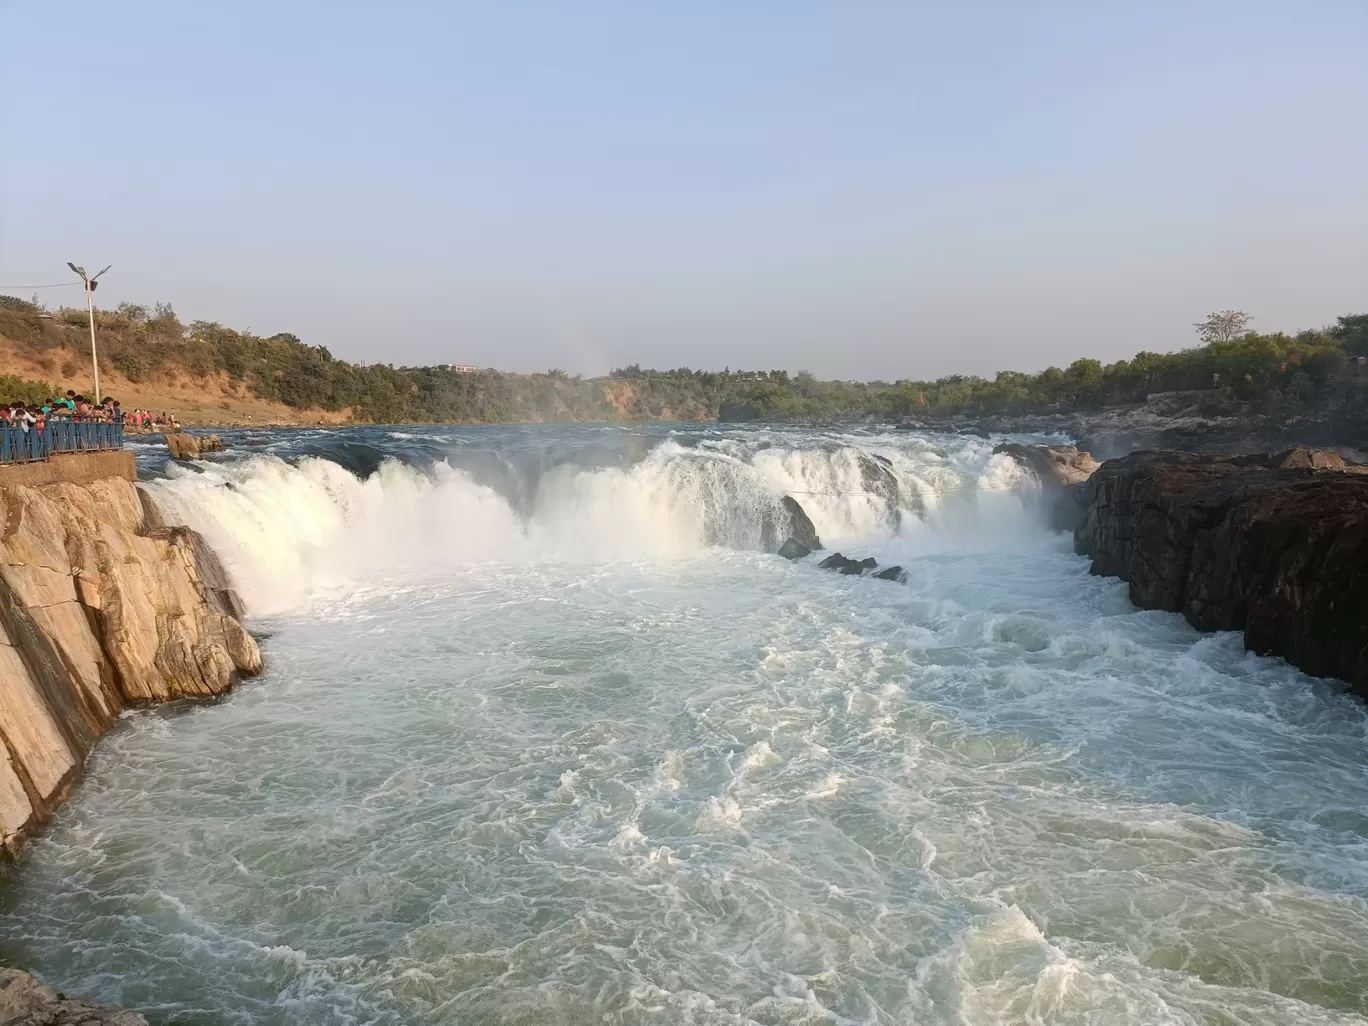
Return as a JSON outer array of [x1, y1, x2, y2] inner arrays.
[[1074, 449, 1368, 694], [873, 565, 908, 583], [856, 453, 904, 528], [818, 553, 879, 575], [777, 538, 811, 560], [0, 967, 147, 1024], [781, 496, 821, 550], [993, 443, 1101, 531], [758, 495, 822, 554]]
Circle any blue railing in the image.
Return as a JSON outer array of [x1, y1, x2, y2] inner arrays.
[[0, 419, 125, 464]]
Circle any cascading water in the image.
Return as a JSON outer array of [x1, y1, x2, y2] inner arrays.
[[3, 423, 1366, 1026], [139, 431, 1029, 615]]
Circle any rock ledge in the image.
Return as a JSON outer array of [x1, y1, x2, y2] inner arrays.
[[1074, 448, 1368, 693]]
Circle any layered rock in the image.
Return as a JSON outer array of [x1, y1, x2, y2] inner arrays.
[[0, 967, 147, 1025], [1074, 449, 1368, 693], [0, 473, 260, 855]]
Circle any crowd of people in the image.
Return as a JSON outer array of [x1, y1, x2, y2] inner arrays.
[[0, 391, 178, 432]]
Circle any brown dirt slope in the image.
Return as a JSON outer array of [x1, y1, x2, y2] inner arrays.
[[0, 336, 351, 427]]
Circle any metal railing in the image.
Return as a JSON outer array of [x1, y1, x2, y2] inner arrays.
[[0, 419, 125, 464]]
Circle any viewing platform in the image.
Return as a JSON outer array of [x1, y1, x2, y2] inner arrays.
[[0, 420, 124, 465], [0, 421, 134, 485]]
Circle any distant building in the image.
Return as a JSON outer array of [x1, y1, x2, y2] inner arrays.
[[436, 364, 480, 373]]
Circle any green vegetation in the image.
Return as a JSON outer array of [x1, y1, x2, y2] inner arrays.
[[1, 295, 1363, 424], [0, 374, 58, 406]]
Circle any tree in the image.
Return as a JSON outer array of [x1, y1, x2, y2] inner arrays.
[[1331, 314, 1368, 357], [1194, 310, 1252, 345]]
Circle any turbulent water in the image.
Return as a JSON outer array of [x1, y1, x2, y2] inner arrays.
[[3, 423, 1368, 1026]]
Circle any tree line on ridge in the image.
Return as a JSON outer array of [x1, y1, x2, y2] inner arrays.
[[1, 295, 1364, 424]]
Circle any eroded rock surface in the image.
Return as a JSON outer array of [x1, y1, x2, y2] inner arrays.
[[163, 433, 224, 460], [0, 476, 260, 854], [1074, 449, 1368, 693], [0, 968, 147, 1025]]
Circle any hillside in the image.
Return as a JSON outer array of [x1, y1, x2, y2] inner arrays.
[[1, 296, 1364, 428]]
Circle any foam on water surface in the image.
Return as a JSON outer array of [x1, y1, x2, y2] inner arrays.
[[3, 424, 1367, 1026]]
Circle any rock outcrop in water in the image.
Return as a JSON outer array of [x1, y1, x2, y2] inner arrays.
[[856, 452, 907, 528], [811, 551, 908, 584], [0, 469, 261, 855], [163, 432, 224, 460], [993, 442, 1101, 531], [993, 442, 1100, 488], [1074, 448, 1368, 694], [768, 495, 823, 558], [0, 967, 147, 1025], [819, 553, 877, 575]]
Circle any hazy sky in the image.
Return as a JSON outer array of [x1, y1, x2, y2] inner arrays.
[[2, 1, 1365, 379]]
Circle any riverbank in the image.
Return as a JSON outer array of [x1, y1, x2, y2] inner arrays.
[[915, 378, 1368, 458], [0, 452, 261, 856], [6, 423, 1366, 1024], [0, 338, 354, 428], [1073, 448, 1368, 696]]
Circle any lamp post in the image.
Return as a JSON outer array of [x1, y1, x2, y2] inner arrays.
[[66, 262, 111, 404]]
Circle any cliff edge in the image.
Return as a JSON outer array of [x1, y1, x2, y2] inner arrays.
[[0, 465, 261, 855], [1074, 449, 1368, 694], [0, 967, 147, 1025]]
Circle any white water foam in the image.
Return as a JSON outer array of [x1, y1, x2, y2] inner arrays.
[[10, 426, 1367, 1026], [144, 435, 1034, 614]]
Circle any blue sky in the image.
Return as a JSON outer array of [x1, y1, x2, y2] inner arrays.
[[2, 1, 1364, 379]]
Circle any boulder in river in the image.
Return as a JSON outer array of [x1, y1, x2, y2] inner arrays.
[[818, 553, 878, 575], [873, 565, 908, 583], [777, 537, 812, 560], [163, 433, 225, 460], [1074, 448, 1368, 695], [781, 495, 822, 550]]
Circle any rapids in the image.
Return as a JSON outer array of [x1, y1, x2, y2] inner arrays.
[[2, 423, 1367, 1026]]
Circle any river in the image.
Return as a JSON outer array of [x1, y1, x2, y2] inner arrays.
[[2, 424, 1366, 1025]]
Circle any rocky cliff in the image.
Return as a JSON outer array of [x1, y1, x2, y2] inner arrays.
[[0, 967, 147, 1025], [0, 468, 260, 856], [1074, 449, 1368, 694]]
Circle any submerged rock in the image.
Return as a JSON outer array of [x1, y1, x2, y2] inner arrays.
[[873, 565, 908, 583], [777, 538, 812, 560], [0, 967, 147, 1024], [1074, 449, 1368, 695], [818, 553, 878, 575]]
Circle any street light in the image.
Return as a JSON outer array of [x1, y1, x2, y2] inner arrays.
[[67, 262, 111, 404]]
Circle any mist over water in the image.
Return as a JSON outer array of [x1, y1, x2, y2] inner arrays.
[[4, 424, 1368, 1025]]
